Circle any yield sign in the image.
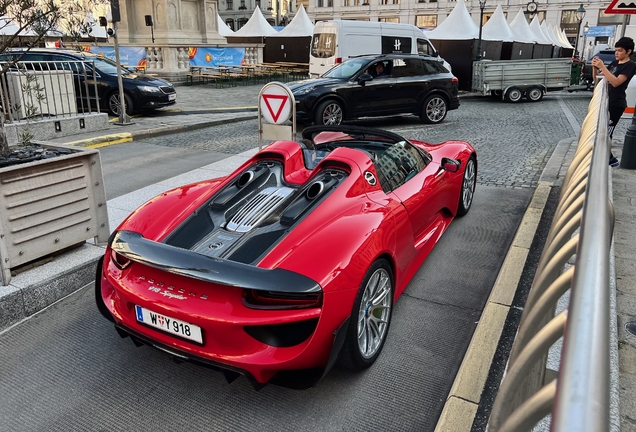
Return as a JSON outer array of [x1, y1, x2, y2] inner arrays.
[[262, 94, 288, 122], [259, 83, 293, 124], [606, 0, 636, 14]]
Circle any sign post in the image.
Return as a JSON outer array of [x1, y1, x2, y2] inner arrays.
[[258, 82, 296, 150]]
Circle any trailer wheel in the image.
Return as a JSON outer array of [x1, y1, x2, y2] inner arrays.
[[527, 86, 544, 102], [505, 87, 523, 103]]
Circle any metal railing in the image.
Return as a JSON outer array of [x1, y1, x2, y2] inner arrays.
[[0, 60, 100, 124], [488, 81, 613, 431]]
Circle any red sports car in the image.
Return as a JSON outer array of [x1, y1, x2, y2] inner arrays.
[[96, 125, 477, 389]]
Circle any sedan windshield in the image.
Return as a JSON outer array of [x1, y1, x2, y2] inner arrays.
[[92, 56, 130, 75], [323, 58, 369, 79]]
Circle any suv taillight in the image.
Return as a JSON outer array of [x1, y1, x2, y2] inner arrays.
[[335, 57, 342, 64], [451, 76, 458, 83]]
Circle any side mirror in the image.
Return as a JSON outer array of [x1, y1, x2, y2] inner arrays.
[[358, 73, 373, 85], [441, 157, 460, 173]]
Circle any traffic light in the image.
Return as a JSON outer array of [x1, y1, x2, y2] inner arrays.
[[110, 0, 121, 22]]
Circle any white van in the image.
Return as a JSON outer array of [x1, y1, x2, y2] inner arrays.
[[309, 20, 446, 78]]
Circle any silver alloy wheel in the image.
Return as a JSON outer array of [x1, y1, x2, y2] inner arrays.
[[527, 87, 542, 102], [321, 102, 343, 125], [109, 93, 123, 116], [462, 158, 476, 210], [426, 97, 447, 123], [507, 88, 522, 103], [357, 267, 392, 359]]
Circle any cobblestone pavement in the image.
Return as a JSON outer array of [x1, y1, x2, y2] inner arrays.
[[142, 90, 596, 189]]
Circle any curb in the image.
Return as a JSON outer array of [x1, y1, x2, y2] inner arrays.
[[64, 114, 258, 148], [0, 255, 100, 333], [434, 181, 553, 432]]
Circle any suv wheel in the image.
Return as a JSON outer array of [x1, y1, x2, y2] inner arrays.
[[420, 95, 447, 124], [108, 92, 134, 116], [315, 100, 343, 125]]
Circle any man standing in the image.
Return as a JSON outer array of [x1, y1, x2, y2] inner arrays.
[[592, 37, 636, 167]]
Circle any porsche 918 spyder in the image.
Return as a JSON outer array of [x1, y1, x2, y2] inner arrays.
[[95, 125, 477, 389]]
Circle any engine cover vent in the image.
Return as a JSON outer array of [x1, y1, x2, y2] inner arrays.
[[226, 186, 294, 232]]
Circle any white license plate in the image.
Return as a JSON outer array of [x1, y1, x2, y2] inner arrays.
[[168, 93, 176, 101], [135, 305, 202, 344]]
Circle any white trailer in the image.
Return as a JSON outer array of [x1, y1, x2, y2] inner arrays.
[[471, 58, 579, 102]]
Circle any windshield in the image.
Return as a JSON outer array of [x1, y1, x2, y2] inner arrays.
[[92, 56, 130, 75], [322, 58, 369, 79]]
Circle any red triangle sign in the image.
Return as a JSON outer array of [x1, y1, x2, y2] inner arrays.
[[606, 0, 636, 14], [262, 94, 289, 123]]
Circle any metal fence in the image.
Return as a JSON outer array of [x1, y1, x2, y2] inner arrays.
[[488, 81, 613, 431], [0, 60, 100, 124]]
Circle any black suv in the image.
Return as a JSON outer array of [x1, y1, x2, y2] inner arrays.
[[289, 54, 459, 125], [0, 48, 176, 115]]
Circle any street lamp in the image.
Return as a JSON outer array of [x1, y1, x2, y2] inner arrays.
[[574, 4, 586, 58], [475, 0, 487, 61], [582, 21, 590, 60]]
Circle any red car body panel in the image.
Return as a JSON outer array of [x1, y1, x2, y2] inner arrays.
[[97, 126, 476, 388]]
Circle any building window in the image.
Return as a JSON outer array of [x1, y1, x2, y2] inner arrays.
[[598, 10, 629, 25], [317, 0, 323, 6], [225, 19, 235, 30], [226, 0, 234, 9], [237, 17, 248, 28], [524, 11, 545, 23], [327, 0, 333, 6], [380, 17, 399, 22], [561, 10, 580, 24], [256, 0, 261, 7], [415, 14, 437, 28]]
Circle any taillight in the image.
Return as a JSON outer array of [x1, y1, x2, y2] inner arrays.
[[452, 76, 458, 83], [110, 249, 132, 270], [335, 57, 342, 64], [242, 289, 323, 310]]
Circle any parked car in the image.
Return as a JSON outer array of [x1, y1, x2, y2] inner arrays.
[[289, 53, 460, 126], [0, 48, 176, 115], [95, 124, 477, 389], [583, 49, 615, 90]]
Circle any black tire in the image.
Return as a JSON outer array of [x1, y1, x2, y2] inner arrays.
[[527, 86, 544, 102], [420, 94, 448, 124], [505, 87, 522, 103], [314, 99, 343, 125], [108, 91, 134, 116], [456, 155, 477, 217], [339, 259, 394, 370]]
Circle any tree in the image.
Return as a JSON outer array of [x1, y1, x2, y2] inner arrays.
[[0, 0, 108, 157]]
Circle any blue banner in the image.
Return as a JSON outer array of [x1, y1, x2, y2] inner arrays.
[[188, 47, 245, 67], [585, 26, 614, 37], [84, 46, 147, 69]]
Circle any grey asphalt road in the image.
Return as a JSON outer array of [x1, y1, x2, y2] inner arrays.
[[0, 91, 596, 431]]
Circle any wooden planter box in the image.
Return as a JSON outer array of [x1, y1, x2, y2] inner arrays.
[[0, 142, 110, 285]]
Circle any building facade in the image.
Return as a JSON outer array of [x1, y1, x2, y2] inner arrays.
[[306, 0, 630, 52]]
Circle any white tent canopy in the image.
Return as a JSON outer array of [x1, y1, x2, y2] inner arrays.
[[232, 6, 277, 37], [217, 13, 235, 36], [542, 21, 564, 47], [0, 16, 37, 36], [83, 12, 107, 39], [425, 0, 479, 40], [482, 5, 515, 42], [270, 5, 313, 37], [560, 29, 574, 49], [509, 9, 538, 43], [529, 15, 553, 45]]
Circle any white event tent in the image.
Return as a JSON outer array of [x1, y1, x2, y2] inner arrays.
[[270, 5, 313, 37], [425, 0, 478, 40], [264, 5, 313, 63], [482, 6, 515, 42], [217, 14, 235, 37], [231, 6, 277, 37]]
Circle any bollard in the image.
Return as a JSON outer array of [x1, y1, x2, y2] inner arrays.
[[621, 112, 636, 169]]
